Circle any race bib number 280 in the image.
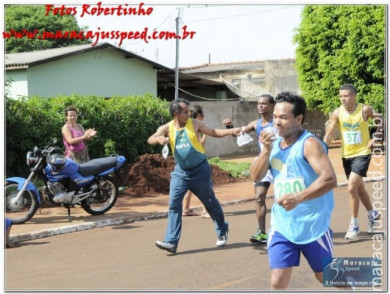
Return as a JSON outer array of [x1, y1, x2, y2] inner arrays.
[[274, 177, 305, 199]]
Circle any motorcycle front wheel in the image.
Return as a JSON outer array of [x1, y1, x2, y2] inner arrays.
[[5, 183, 39, 224], [81, 178, 118, 215]]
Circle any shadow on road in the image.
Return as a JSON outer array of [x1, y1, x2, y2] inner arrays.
[[111, 224, 143, 230], [172, 242, 262, 256], [12, 241, 50, 247], [332, 231, 384, 246], [224, 209, 271, 217]]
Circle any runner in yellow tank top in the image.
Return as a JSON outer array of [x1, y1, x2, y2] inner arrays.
[[147, 98, 241, 254], [338, 103, 371, 158], [323, 84, 384, 240]]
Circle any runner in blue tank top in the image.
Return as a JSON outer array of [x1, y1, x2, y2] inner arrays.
[[148, 98, 241, 254], [223, 94, 275, 244], [250, 92, 337, 289]]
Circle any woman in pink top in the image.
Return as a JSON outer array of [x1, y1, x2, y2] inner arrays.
[[62, 106, 97, 163]]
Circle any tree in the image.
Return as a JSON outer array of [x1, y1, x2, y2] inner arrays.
[[5, 5, 90, 53], [294, 5, 385, 115]]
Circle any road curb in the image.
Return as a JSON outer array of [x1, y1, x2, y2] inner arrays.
[[9, 177, 385, 244]]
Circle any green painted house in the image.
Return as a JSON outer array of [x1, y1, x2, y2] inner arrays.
[[5, 42, 233, 101], [5, 43, 168, 99]]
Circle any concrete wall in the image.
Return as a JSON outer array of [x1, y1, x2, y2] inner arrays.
[[196, 100, 328, 158], [264, 59, 299, 96], [183, 59, 299, 99], [184, 58, 330, 158]]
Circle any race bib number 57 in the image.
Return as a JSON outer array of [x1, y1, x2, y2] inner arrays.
[[342, 131, 362, 145], [274, 177, 305, 199]]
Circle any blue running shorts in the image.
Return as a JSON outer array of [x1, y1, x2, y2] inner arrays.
[[267, 228, 333, 272]]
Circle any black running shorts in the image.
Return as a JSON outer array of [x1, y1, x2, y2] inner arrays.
[[342, 155, 371, 179]]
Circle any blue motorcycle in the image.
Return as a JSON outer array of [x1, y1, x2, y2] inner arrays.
[[5, 144, 126, 224]]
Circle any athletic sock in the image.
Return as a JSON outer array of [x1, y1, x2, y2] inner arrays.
[[351, 218, 358, 226]]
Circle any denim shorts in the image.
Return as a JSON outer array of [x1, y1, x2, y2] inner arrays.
[[267, 228, 333, 272]]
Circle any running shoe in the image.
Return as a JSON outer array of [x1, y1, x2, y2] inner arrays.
[[345, 224, 359, 240], [368, 210, 381, 233], [250, 229, 267, 244], [216, 230, 229, 247], [155, 241, 177, 254]]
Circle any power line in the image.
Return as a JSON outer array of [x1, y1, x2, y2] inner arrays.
[[162, 79, 241, 101], [184, 5, 292, 23], [151, 8, 177, 31], [179, 87, 240, 101]]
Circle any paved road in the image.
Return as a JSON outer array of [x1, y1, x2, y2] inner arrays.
[[5, 183, 387, 291], [8, 147, 385, 242]]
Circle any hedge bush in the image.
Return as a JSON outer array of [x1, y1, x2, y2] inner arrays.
[[5, 94, 171, 177]]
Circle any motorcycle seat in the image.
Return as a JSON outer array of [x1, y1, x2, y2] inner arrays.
[[78, 156, 118, 176]]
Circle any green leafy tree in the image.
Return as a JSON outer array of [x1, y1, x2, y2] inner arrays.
[[294, 5, 385, 115], [5, 5, 90, 53], [5, 94, 170, 177]]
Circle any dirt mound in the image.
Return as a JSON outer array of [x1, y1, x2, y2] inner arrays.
[[119, 154, 246, 197]]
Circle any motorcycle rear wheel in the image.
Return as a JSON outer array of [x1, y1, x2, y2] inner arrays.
[[5, 183, 39, 224], [81, 178, 118, 215]]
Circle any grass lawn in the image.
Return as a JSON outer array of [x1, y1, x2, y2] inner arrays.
[[208, 157, 251, 178]]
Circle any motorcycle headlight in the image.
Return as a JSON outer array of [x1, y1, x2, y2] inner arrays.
[[26, 151, 38, 167], [47, 153, 66, 172]]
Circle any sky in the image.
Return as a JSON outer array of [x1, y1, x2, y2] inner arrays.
[[75, 3, 304, 68]]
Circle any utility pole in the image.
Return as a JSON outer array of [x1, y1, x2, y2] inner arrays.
[[174, 11, 181, 100]]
